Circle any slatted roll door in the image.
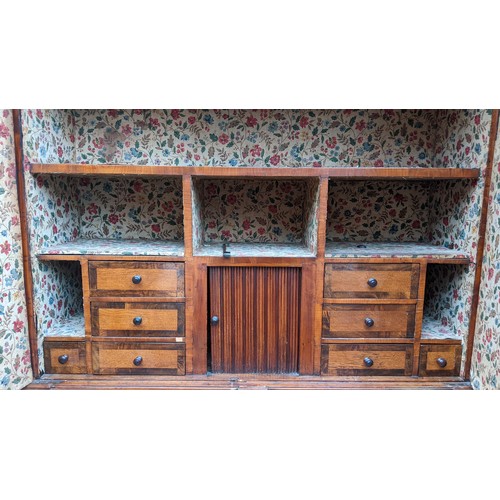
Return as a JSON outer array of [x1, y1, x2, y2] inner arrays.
[[209, 267, 301, 374]]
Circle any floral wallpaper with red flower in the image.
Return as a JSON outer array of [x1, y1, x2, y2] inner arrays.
[[0, 110, 32, 389]]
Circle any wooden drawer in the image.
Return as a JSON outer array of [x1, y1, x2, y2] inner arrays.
[[324, 263, 420, 299], [89, 262, 184, 297], [419, 344, 461, 376], [91, 302, 185, 337], [321, 343, 413, 376], [92, 342, 185, 375], [44, 340, 87, 374], [322, 304, 415, 338]]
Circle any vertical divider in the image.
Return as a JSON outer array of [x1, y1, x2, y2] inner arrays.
[[412, 259, 428, 376], [313, 177, 330, 374], [80, 258, 93, 373]]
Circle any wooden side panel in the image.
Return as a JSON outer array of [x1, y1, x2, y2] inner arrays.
[[209, 267, 300, 374], [92, 342, 185, 375], [44, 341, 87, 374], [89, 261, 184, 297], [324, 263, 420, 299], [91, 302, 185, 337], [322, 304, 416, 338], [321, 343, 413, 376]]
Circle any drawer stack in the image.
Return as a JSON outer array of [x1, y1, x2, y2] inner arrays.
[[89, 261, 186, 375], [321, 263, 418, 376]]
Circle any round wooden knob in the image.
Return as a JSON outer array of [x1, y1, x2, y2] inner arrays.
[[367, 278, 378, 288], [132, 275, 142, 285], [58, 354, 69, 364], [133, 356, 143, 366], [363, 357, 374, 367], [365, 317, 375, 327], [436, 357, 447, 368], [133, 317, 143, 326]]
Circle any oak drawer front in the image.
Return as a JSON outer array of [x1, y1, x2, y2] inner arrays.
[[44, 341, 87, 374], [321, 343, 413, 376], [92, 342, 185, 375], [91, 302, 185, 337], [89, 262, 184, 297], [419, 344, 461, 376], [324, 263, 420, 299], [322, 304, 415, 338]]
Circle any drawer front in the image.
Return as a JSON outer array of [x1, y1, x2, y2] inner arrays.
[[92, 342, 185, 375], [91, 302, 185, 337], [89, 262, 184, 297], [419, 344, 461, 376], [324, 263, 420, 299], [321, 343, 413, 376], [44, 341, 87, 374], [322, 304, 415, 338]]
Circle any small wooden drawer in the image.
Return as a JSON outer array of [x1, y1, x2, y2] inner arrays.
[[92, 342, 185, 375], [89, 262, 184, 297], [419, 344, 462, 376], [91, 302, 185, 337], [44, 340, 87, 374], [322, 304, 415, 338], [321, 343, 413, 376], [324, 263, 420, 299]]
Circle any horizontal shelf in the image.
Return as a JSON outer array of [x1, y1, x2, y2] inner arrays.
[[44, 315, 85, 339], [421, 317, 461, 342], [30, 164, 480, 180], [325, 241, 469, 262], [37, 238, 185, 258], [195, 242, 315, 258]]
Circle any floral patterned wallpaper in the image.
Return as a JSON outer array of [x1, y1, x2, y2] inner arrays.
[[471, 122, 500, 389], [0, 110, 32, 389], [70, 109, 438, 167]]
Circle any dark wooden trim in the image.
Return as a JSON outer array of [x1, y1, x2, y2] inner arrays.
[[464, 109, 500, 379], [30, 164, 480, 180], [13, 110, 39, 377]]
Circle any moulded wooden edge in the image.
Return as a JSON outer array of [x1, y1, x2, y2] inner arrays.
[[30, 164, 481, 180]]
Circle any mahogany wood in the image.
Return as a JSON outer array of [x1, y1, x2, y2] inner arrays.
[[322, 304, 416, 338], [30, 164, 480, 179], [191, 262, 208, 374], [209, 267, 300, 374], [13, 110, 39, 377], [464, 109, 500, 379]]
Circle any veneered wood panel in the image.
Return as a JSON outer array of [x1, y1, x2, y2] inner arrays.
[[209, 267, 300, 374], [324, 263, 420, 299], [321, 343, 413, 376], [44, 341, 87, 374], [419, 344, 462, 377], [322, 304, 415, 338], [91, 302, 184, 337], [92, 342, 185, 375], [89, 261, 184, 297]]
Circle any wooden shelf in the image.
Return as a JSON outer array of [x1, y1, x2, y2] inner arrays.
[[37, 238, 185, 258], [421, 317, 461, 342], [44, 315, 85, 340], [195, 242, 315, 258], [30, 164, 480, 180], [325, 241, 470, 263]]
